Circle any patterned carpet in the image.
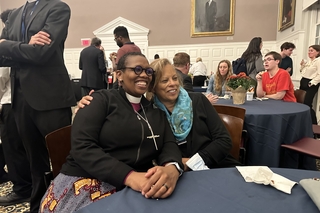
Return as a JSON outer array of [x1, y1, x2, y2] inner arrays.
[[0, 181, 29, 213], [0, 159, 319, 213]]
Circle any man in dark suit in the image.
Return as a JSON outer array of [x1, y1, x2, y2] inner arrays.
[[0, 8, 32, 207], [173, 52, 194, 92], [0, 0, 76, 212], [205, 0, 217, 31], [79, 37, 106, 96]]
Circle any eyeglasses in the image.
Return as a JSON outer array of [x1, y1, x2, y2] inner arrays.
[[121, 66, 155, 76], [263, 58, 275, 62]]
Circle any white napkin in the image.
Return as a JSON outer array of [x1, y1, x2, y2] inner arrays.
[[186, 153, 209, 171], [236, 166, 297, 194]]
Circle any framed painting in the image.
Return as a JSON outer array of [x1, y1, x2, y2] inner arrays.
[[278, 0, 296, 31], [191, 0, 235, 37]]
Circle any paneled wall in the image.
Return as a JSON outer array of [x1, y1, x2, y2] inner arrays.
[[65, 41, 277, 79]]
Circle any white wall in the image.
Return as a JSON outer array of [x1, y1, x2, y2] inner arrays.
[[65, 41, 277, 79]]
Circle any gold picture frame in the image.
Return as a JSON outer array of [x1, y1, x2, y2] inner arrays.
[[191, 0, 235, 37], [278, 0, 296, 31]]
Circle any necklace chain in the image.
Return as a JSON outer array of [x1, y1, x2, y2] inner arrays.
[[134, 105, 159, 150]]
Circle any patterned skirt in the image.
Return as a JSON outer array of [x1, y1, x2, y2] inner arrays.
[[39, 173, 116, 213]]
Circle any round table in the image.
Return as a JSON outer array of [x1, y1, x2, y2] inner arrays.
[[77, 168, 320, 213], [215, 99, 315, 169]]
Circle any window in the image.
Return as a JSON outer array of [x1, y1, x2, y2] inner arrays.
[[315, 7, 320, 44]]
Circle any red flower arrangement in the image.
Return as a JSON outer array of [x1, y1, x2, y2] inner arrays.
[[226, 72, 252, 91]]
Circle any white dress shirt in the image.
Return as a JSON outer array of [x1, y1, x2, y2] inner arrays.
[[189, 61, 207, 76], [300, 57, 320, 85], [0, 67, 11, 105]]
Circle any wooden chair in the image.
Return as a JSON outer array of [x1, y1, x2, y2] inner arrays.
[[312, 124, 320, 138], [213, 104, 246, 120], [281, 137, 320, 168], [45, 125, 72, 180], [294, 89, 306, 104], [214, 104, 247, 163], [218, 113, 244, 161]]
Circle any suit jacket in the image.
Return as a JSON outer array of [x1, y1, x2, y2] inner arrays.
[[0, 0, 76, 111], [175, 68, 194, 92], [205, 1, 217, 20], [205, 1, 217, 31], [79, 45, 106, 89]]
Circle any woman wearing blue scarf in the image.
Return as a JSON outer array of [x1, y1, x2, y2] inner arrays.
[[149, 58, 240, 171]]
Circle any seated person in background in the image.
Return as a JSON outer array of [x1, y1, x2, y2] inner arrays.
[[279, 42, 296, 76], [189, 57, 207, 86], [39, 52, 183, 213], [173, 52, 194, 92], [256, 51, 296, 102], [149, 58, 241, 171], [206, 59, 233, 96]]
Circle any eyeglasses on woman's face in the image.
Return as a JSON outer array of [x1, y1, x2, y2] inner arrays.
[[122, 66, 155, 76]]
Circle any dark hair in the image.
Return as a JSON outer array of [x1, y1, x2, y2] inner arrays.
[[91, 37, 101, 46], [280, 42, 296, 51], [241, 37, 262, 62], [117, 52, 146, 70], [173, 52, 190, 67], [154, 54, 160, 59], [309, 45, 320, 58], [265, 51, 282, 64], [113, 26, 129, 39], [0, 9, 13, 24]]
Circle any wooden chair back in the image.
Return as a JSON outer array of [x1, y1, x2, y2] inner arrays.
[[294, 89, 306, 104], [281, 137, 320, 168], [218, 113, 244, 160], [213, 104, 246, 120], [45, 125, 72, 178]]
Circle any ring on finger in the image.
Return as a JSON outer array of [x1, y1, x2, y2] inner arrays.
[[162, 183, 169, 190]]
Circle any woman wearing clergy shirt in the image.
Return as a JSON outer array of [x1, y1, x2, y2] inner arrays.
[[300, 45, 320, 124], [149, 59, 241, 171], [39, 52, 183, 213]]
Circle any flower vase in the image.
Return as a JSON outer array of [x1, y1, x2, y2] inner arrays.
[[231, 86, 247, 105]]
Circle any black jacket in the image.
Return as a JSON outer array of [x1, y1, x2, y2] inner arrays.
[[61, 88, 182, 189], [0, 0, 76, 110], [176, 68, 194, 92], [79, 45, 106, 89], [181, 92, 240, 168]]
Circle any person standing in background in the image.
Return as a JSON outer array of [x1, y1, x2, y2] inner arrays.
[[299, 44, 320, 124], [79, 37, 107, 96], [241, 37, 265, 95], [0, 8, 10, 186], [0, 8, 32, 207], [189, 57, 207, 86], [279, 42, 296, 76], [241, 37, 265, 81], [205, 0, 217, 32], [0, 0, 76, 212], [109, 26, 141, 89]]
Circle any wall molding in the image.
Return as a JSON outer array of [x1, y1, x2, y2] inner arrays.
[[65, 40, 277, 79]]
